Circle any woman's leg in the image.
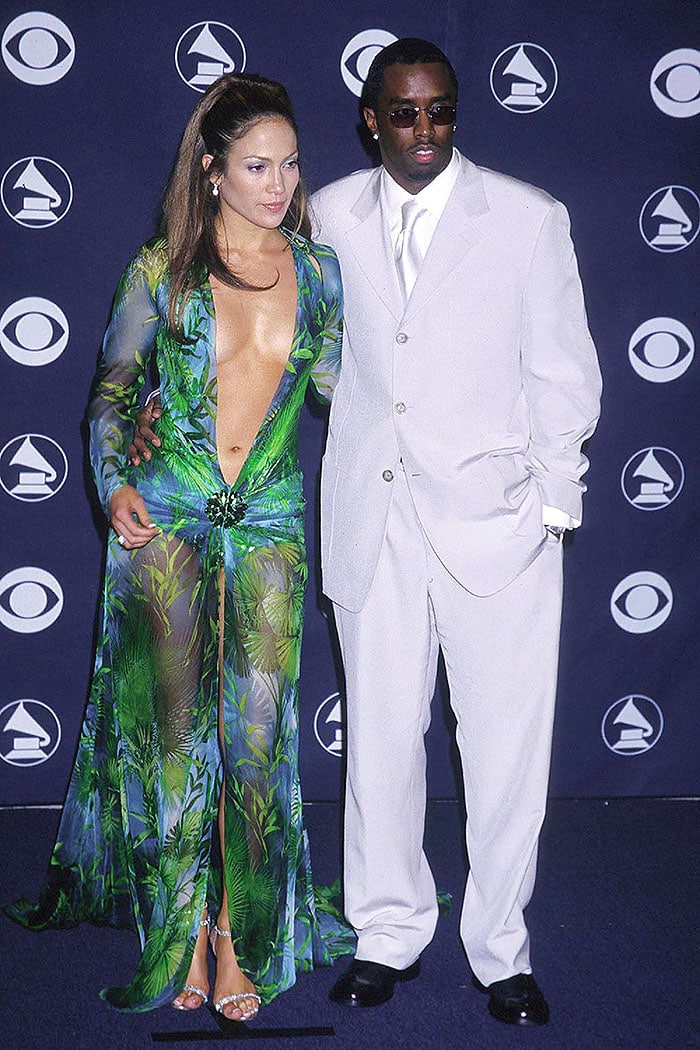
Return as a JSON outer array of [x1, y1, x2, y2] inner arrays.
[[128, 533, 216, 1010], [211, 799, 261, 1020], [212, 563, 262, 1021], [171, 907, 210, 1010], [212, 538, 306, 1014]]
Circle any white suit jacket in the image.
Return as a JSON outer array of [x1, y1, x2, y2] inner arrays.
[[310, 153, 602, 612]]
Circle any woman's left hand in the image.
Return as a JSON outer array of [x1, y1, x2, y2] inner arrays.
[[110, 484, 160, 549]]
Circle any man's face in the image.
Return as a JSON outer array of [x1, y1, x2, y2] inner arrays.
[[364, 62, 456, 194]]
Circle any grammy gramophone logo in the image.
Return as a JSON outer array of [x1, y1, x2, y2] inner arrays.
[[490, 43, 558, 112], [0, 699, 61, 767], [620, 447, 684, 511], [314, 692, 343, 757], [0, 434, 68, 502], [1, 156, 73, 228], [601, 696, 663, 756], [175, 22, 247, 92], [639, 186, 700, 253]]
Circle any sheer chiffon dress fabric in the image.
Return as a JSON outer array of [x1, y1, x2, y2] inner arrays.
[[5, 232, 354, 1010]]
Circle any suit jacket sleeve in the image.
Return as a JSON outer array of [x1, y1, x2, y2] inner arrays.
[[521, 201, 602, 522], [308, 192, 325, 241]]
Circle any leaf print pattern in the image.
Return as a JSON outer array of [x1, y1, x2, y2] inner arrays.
[[4, 232, 353, 1010]]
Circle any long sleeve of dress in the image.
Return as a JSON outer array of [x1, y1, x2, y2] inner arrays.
[[308, 245, 343, 405], [88, 246, 162, 513]]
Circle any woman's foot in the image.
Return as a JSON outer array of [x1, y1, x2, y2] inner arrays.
[[210, 922, 261, 1022], [172, 913, 211, 1010]]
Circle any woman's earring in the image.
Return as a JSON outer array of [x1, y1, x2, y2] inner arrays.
[[372, 133, 379, 141], [212, 183, 219, 197]]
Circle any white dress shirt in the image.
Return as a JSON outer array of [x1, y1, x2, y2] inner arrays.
[[380, 147, 460, 272]]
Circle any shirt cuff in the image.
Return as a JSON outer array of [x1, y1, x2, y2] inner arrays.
[[542, 504, 581, 530]]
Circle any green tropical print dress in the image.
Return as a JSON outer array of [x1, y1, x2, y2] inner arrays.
[[5, 231, 354, 1010]]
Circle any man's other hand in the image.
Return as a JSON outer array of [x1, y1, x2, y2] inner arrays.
[[129, 393, 162, 465]]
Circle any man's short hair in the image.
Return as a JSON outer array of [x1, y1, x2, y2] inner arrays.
[[360, 37, 459, 112]]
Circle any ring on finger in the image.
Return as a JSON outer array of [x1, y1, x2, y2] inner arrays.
[[117, 534, 127, 547]]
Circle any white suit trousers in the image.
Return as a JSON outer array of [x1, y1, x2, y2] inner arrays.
[[332, 467, 564, 985]]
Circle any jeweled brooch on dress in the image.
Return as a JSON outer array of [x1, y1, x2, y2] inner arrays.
[[205, 489, 247, 527]]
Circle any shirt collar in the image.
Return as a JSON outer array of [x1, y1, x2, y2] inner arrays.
[[380, 147, 460, 222]]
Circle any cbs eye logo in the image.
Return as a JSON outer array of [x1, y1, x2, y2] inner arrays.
[[0, 567, 64, 634], [340, 29, 397, 97], [628, 318, 694, 383], [650, 49, 700, 118], [2, 12, 74, 85], [0, 297, 69, 366], [610, 571, 672, 634]]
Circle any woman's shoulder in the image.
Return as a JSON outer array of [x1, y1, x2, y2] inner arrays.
[[285, 228, 338, 265], [286, 229, 341, 292], [116, 236, 170, 300], [132, 236, 170, 277]]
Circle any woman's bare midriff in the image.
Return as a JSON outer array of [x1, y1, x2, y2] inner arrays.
[[211, 246, 297, 486]]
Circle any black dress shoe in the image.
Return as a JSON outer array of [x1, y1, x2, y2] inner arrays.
[[474, 973, 550, 1026], [329, 958, 421, 1007]]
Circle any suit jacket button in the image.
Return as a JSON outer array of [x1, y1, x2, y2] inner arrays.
[[382, 469, 394, 482], [395, 332, 408, 344], [395, 402, 406, 413]]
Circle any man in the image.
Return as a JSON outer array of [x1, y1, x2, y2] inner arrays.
[[310, 38, 601, 1025]]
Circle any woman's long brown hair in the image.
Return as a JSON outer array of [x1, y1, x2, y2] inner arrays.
[[162, 73, 311, 338]]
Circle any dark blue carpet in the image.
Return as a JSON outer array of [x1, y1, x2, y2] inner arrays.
[[1, 799, 696, 1049]]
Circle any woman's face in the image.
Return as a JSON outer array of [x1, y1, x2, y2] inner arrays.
[[205, 116, 300, 230]]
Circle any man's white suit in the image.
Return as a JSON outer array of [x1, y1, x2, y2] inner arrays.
[[310, 152, 601, 984]]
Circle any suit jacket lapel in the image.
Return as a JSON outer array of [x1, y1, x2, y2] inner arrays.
[[404, 156, 491, 322], [344, 169, 404, 321]]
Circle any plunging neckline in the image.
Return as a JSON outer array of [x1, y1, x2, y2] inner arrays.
[[206, 233, 311, 489]]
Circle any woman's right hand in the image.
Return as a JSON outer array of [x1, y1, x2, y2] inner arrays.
[[129, 393, 162, 466], [110, 485, 160, 549]]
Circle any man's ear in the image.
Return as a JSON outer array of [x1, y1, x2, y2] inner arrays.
[[363, 108, 378, 138]]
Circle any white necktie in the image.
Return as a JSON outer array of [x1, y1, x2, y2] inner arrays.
[[395, 198, 428, 302]]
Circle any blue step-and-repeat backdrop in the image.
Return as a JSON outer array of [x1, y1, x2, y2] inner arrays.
[[1, 2, 697, 805]]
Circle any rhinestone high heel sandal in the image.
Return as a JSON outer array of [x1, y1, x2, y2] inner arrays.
[[210, 924, 261, 1021]]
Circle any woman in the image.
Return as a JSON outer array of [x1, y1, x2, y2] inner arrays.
[[5, 73, 352, 1019]]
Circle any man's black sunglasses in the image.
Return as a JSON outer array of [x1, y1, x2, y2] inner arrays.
[[383, 104, 457, 128]]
